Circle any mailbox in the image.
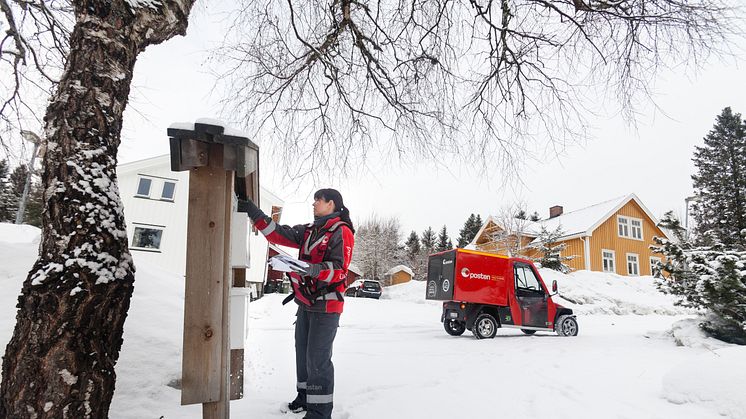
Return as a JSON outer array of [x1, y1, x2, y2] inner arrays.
[[169, 118, 259, 416]]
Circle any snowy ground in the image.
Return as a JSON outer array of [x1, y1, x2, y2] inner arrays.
[[1, 223, 744, 418]]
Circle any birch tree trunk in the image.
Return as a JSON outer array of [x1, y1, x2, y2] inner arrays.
[[1, 1, 194, 417]]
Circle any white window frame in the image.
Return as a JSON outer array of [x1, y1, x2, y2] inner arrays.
[[618, 215, 644, 241], [135, 176, 153, 198], [626, 253, 640, 276], [601, 249, 616, 273], [630, 218, 644, 240], [131, 223, 165, 252], [160, 181, 177, 201], [649, 256, 662, 276]]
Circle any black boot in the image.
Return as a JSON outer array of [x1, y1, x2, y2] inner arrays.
[[288, 396, 307, 413]]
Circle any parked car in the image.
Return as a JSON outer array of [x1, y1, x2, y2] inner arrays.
[[425, 248, 578, 339], [345, 279, 383, 299]]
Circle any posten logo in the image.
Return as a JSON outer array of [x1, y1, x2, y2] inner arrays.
[[461, 267, 496, 281]]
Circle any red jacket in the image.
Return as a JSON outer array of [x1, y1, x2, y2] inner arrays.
[[253, 214, 354, 313]]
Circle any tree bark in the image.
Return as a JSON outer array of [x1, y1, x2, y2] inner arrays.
[[1, 1, 193, 417]]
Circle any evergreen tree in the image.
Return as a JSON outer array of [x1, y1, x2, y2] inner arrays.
[[421, 227, 436, 253], [457, 213, 482, 248], [532, 226, 575, 273], [529, 212, 541, 222], [436, 225, 453, 252], [691, 107, 746, 249], [24, 180, 44, 228], [9, 164, 29, 197], [652, 213, 746, 345], [404, 231, 422, 279], [515, 210, 528, 220], [0, 160, 17, 222]]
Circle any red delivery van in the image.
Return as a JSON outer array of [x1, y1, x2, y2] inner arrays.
[[425, 248, 578, 339]]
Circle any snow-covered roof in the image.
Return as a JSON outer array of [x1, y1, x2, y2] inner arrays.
[[468, 193, 670, 247], [347, 263, 363, 275], [385, 265, 414, 277]]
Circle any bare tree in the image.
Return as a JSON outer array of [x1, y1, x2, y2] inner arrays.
[[486, 202, 532, 256], [0, 1, 195, 417], [353, 214, 404, 283], [215, 0, 740, 180]]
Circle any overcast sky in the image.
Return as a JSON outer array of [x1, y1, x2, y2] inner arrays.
[[117, 4, 746, 241]]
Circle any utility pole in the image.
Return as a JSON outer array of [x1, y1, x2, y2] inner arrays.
[[15, 130, 41, 225]]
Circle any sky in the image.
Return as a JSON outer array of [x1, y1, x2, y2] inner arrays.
[[116, 3, 746, 241]]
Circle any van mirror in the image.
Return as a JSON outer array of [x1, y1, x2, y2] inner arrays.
[[552, 280, 558, 294]]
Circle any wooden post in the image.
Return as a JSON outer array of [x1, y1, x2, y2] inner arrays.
[[181, 145, 233, 419]]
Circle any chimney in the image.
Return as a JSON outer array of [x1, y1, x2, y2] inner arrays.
[[549, 205, 563, 219]]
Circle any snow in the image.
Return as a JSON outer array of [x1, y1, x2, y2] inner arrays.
[[0, 222, 41, 244], [170, 118, 251, 139], [0, 228, 744, 418]]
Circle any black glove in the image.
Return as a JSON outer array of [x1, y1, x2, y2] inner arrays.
[[300, 263, 321, 279], [237, 198, 263, 221]]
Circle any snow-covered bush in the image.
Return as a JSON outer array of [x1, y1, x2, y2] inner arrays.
[[653, 213, 746, 345], [532, 225, 574, 273]]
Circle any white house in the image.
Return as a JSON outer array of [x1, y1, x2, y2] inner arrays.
[[117, 154, 284, 298]]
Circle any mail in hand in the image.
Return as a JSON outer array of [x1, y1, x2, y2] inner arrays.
[[269, 255, 309, 273]]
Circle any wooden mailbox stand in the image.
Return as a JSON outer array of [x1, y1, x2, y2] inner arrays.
[[168, 120, 259, 419]]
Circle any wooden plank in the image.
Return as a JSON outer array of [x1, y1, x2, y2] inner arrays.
[[181, 145, 231, 407], [229, 349, 245, 400]]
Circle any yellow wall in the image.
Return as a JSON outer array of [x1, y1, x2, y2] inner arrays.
[[390, 271, 412, 285], [588, 200, 666, 276]]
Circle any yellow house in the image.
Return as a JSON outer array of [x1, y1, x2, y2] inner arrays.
[[468, 194, 671, 276], [384, 265, 414, 286]]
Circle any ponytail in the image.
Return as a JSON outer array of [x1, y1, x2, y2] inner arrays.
[[314, 188, 355, 233]]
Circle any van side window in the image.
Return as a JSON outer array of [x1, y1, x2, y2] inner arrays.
[[514, 265, 542, 292]]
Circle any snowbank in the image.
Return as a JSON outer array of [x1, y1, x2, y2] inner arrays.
[[380, 280, 438, 305], [0, 222, 41, 244], [540, 268, 693, 316], [662, 345, 746, 418], [378, 267, 690, 316]]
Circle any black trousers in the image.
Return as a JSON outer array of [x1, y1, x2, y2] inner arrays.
[[295, 308, 340, 419]]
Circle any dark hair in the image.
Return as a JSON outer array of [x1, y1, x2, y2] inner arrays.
[[314, 188, 355, 233]]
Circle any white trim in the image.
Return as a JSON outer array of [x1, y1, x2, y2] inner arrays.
[[467, 215, 496, 248], [649, 256, 662, 275], [160, 180, 177, 201], [601, 249, 616, 273], [617, 215, 643, 241], [586, 194, 670, 240], [582, 236, 591, 270], [626, 253, 640, 276], [131, 224, 165, 251], [135, 176, 153, 198]]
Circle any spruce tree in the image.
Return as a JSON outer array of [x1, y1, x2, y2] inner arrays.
[[532, 226, 575, 272], [457, 213, 480, 248], [691, 107, 746, 249], [404, 231, 422, 278], [652, 212, 746, 344], [436, 225, 453, 252], [529, 212, 541, 222], [0, 160, 16, 222], [421, 227, 436, 253]]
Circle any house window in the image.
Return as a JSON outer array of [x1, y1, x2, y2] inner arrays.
[[618, 216, 643, 240], [630, 219, 643, 240], [626, 253, 639, 276], [161, 181, 176, 201], [132, 225, 164, 251], [649, 257, 662, 275], [136, 177, 152, 197], [602, 249, 616, 273]]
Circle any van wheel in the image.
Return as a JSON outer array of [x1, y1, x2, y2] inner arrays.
[[444, 320, 466, 336], [556, 315, 579, 336], [521, 329, 536, 335], [473, 314, 498, 339]]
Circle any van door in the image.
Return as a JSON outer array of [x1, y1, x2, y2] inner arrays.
[[425, 251, 456, 300], [513, 263, 549, 328]]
